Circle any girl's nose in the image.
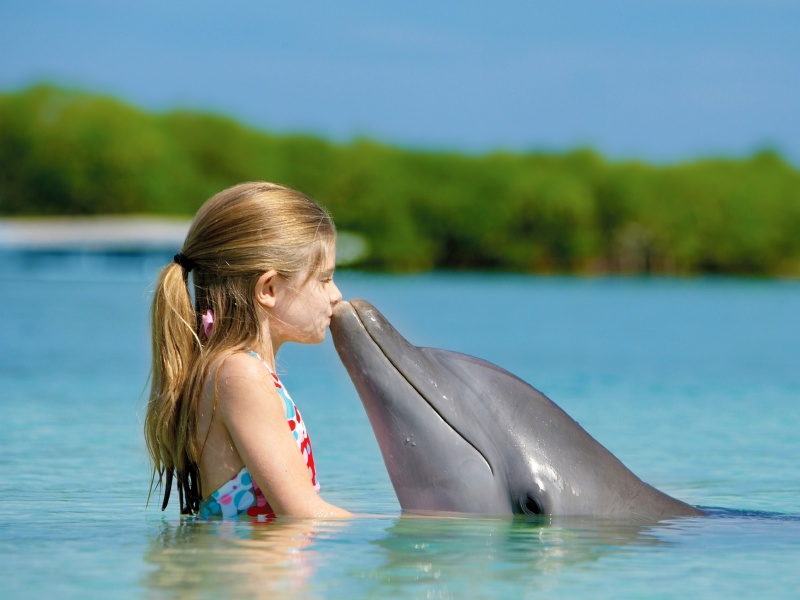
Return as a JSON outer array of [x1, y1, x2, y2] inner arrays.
[[330, 282, 342, 305]]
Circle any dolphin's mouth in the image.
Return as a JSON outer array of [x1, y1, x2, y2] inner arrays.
[[336, 299, 494, 476]]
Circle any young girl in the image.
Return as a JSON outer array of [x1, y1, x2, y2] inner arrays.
[[145, 182, 351, 519]]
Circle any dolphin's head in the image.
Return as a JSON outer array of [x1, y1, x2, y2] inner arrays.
[[332, 299, 517, 514], [331, 299, 703, 518], [331, 299, 612, 516]]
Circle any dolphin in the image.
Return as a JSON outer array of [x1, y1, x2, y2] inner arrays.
[[331, 299, 704, 519]]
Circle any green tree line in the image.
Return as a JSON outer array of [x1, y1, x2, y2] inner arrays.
[[2, 84, 799, 275]]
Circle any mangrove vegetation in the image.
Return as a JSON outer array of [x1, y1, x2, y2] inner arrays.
[[1, 85, 799, 275]]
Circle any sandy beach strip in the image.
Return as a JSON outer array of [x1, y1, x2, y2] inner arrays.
[[0, 216, 371, 264], [0, 216, 191, 251]]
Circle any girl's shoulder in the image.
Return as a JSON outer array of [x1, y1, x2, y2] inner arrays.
[[207, 350, 280, 409], [206, 352, 290, 448], [214, 349, 265, 376]]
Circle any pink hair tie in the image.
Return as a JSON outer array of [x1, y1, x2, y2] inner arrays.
[[202, 309, 214, 337]]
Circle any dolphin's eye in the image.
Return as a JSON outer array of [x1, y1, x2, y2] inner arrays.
[[520, 494, 544, 516]]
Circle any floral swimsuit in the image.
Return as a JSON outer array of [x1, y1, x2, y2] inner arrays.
[[198, 350, 319, 520]]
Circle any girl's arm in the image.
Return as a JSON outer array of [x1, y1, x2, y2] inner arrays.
[[215, 353, 352, 518]]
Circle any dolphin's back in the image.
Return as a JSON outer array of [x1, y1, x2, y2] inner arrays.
[[421, 348, 703, 518]]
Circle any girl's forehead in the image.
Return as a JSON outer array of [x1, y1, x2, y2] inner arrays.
[[322, 245, 337, 270], [297, 237, 336, 279], [318, 238, 337, 269]]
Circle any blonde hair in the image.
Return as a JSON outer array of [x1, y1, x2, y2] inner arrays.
[[144, 182, 336, 514]]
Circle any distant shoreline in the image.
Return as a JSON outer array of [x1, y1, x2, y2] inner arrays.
[[4, 86, 799, 275], [0, 216, 191, 251], [0, 216, 370, 266]]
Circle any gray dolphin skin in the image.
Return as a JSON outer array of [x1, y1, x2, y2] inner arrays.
[[331, 299, 704, 519]]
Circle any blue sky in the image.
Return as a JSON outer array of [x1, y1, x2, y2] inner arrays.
[[1, 0, 798, 163]]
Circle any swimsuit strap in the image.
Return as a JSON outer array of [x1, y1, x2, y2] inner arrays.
[[242, 346, 318, 491], [244, 347, 274, 373]]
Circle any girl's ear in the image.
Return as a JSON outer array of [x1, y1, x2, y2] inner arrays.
[[255, 270, 280, 308]]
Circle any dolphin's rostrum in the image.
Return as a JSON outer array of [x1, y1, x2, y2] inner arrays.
[[331, 299, 704, 519]]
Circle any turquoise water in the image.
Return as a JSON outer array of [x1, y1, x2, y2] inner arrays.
[[1, 252, 798, 599]]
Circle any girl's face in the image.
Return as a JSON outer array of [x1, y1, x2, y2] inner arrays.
[[268, 245, 342, 349]]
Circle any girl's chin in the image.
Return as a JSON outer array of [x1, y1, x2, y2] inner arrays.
[[296, 331, 327, 345]]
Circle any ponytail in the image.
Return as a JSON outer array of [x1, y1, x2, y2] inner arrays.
[[144, 261, 202, 514]]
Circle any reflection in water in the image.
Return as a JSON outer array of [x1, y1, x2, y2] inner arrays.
[[139, 512, 790, 597], [142, 518, 346, 599], [358, 515, 680, 597]]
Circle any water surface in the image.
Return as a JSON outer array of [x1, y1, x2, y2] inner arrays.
[[1, 252, 798, 598]]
